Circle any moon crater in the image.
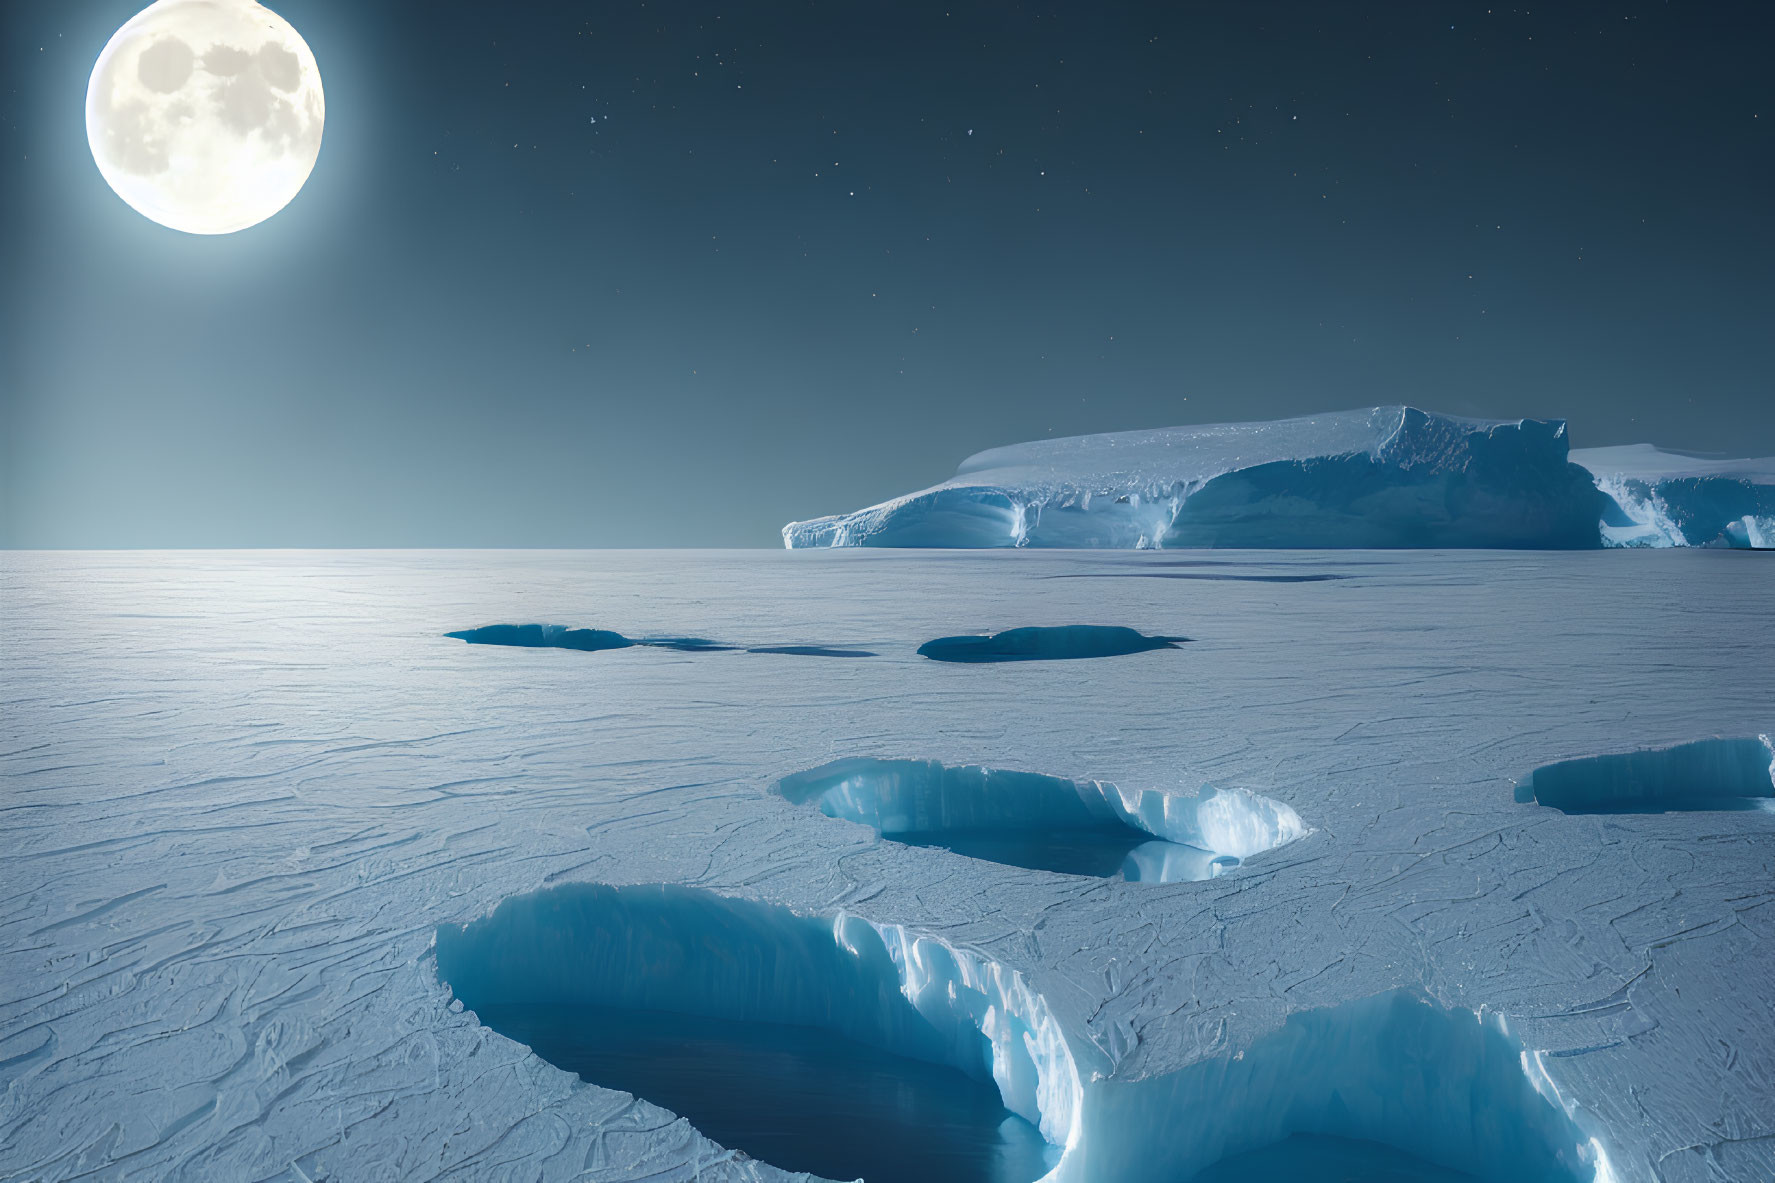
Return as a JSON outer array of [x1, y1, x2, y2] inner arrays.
[[137, 36, 195, 93]]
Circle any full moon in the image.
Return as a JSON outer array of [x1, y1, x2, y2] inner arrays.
[[86, 0, 324, 235]]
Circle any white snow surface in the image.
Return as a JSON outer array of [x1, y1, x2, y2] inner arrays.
[[3, 549, 1773, 1182], [1570, 444, 1775, 484]]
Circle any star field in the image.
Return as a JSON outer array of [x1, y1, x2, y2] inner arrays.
[[2, 0, 1771, 546]]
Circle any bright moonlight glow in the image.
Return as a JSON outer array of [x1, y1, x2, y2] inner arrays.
[[86, 0, 324, 235]]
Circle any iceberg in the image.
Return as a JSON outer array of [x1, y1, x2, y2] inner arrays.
[[1573, 444, 1775, 548], [784, 406, 1774, 550]]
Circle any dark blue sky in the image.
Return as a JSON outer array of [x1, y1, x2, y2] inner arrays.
[[4, 0, 1772, 547]]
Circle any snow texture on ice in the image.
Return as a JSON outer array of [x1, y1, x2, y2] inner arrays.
[[3, 550, 1772, 1182]]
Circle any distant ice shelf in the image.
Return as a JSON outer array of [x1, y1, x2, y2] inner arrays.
[[783, 406, 1775, 550], [1572, 444, 1775, 549]]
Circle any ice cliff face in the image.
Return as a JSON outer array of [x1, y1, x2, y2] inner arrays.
[[437, 884, 1083, 1156], [783, 406, 1772, 550], [1575, 444, 1775, 549], [437, 886, 1613, 1183]]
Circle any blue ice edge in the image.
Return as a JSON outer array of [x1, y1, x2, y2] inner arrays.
[[435, 883, 1620, 1182], [445, 623, 1191, 663], [1516, 736, 1775, 814], [446, 623, 729, 652], [776, 758, 1305, 882], [917, 626, 1185, 663], [446, 623, 877, 658]]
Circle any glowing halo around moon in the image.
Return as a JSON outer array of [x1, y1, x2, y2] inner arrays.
[[86, 0, 324, 235]]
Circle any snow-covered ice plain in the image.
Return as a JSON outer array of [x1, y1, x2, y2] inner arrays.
[[3, 548, 1772, 1182]]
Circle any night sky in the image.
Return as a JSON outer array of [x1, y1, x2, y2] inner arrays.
[[4, 0, 1772, 548]]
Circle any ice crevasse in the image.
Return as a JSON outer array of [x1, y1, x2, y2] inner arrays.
[[774, 757, 1307, 881], [782, 406, 1774, 550], [435, 884, 1084, 1152], [436, 884, 1620, 1183]]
